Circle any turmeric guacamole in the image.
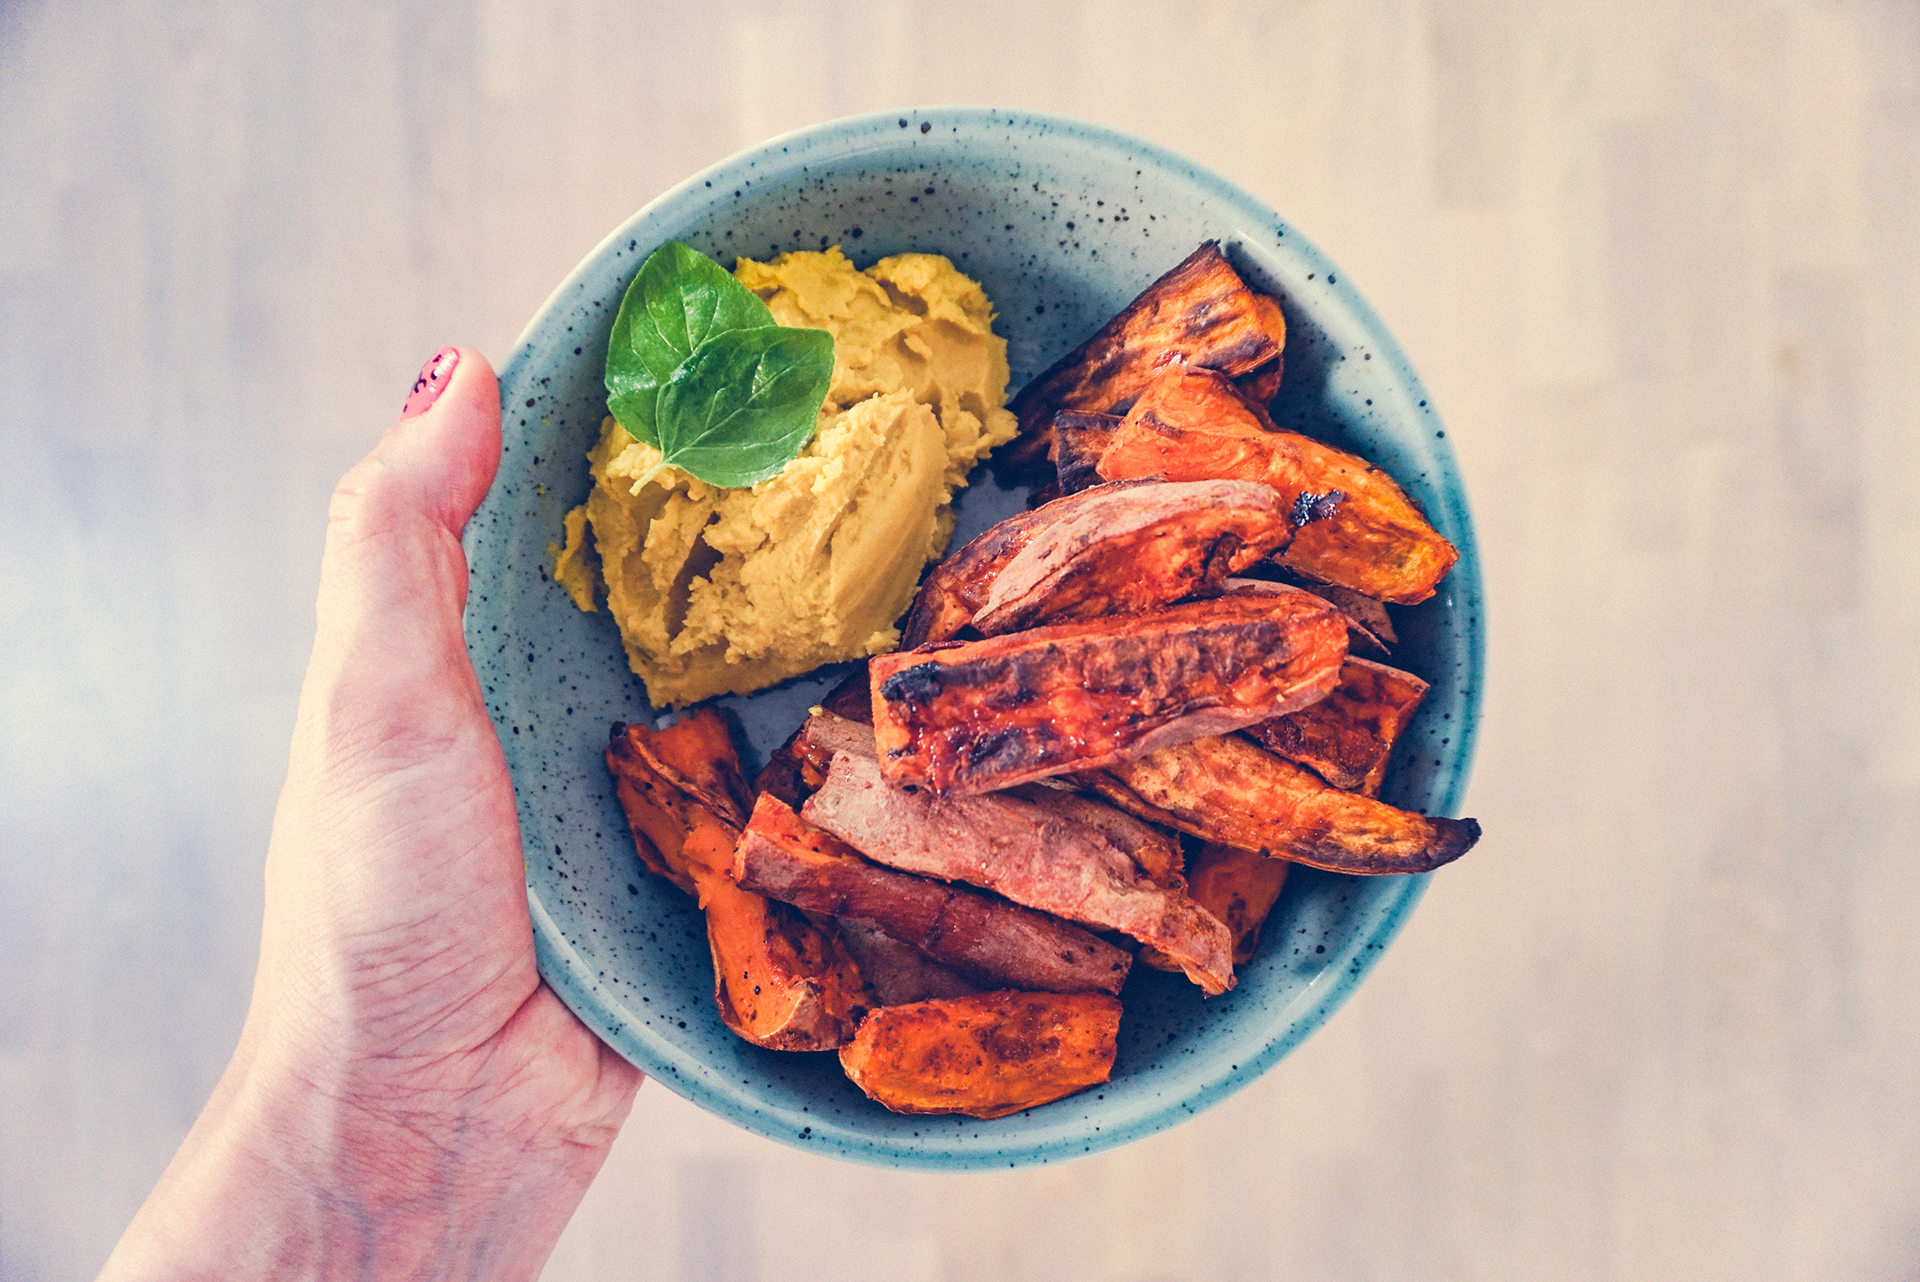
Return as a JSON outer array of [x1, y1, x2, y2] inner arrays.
[[551, 247, 1018, 707]]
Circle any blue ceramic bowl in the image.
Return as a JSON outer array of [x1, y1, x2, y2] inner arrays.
[[463, 107, 1483, 1169]]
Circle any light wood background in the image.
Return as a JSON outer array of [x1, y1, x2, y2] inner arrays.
[[3, 1, 1917, 1278]]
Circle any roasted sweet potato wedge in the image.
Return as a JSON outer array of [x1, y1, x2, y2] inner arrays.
[[1230, 576, 1395, 657], [999, 242, 1283, 475], [799, 711, 1184, 893], [606, 715, 872, 1050], [611, 708, 753, 827], [833, 920, 982, 1006], [1008, 779, 1185, 889], [1245, 657, 1429, 795], [736, 794, 1132, 995], [755, 666, 874, 805], [870, 591, 1349, 796], [1232, 294, 1289, 405], [1140, 842, 1289, 970], [1096, 366, 1459, 604], [1301, 582, 1396, 652], [898, 478, 1156, 648], [606, 722, 701, 895], [690, 823, 876, 1050], [1049, 410, 1123, 495], [839, 991, 1123, 1119], [1082, 734, 1479, 875], [803, 745, 1236, 994], [969, 478, 1293, 636]]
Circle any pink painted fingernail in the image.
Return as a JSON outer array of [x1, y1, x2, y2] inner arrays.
[[400, 347, 460, 418]]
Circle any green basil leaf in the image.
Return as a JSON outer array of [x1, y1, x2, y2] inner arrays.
[[653, 325, 835, 488], [605, 383, 662, 444], [605, 241, 776, 445]]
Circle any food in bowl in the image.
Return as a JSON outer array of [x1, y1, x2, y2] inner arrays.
[[574, 237, 1483, 1119], [551, 245, 1017, 707]]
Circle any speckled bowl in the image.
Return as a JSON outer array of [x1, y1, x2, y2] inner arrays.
[[463, 106, 1483, 1169]]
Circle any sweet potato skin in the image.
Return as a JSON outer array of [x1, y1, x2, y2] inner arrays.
[[692, 821, 876, 1050], [1219, 575, 1395, 659], [803, 747, 1236, 995], [1007, 781, 1185, 889], [1049, 410, 1123, 494], [1246, 657, 1429, 794], [833, 920, 982, 1006], [797, 711, 1184, 893], [1096, 367, 1459, 604], [898, 479, 1156, 649], [970, 478, 1293, 636], [606, 714, 872, 1050], [606, 724, 701, 895], [734, 794, 1133, 996], [614, 709, 753, 826], [870, 591, 1349, 796], [754, 666, 873, 806], [838, 991, 1123, 1119], [1000, 242, 1281, 474], [1233, 294, 1289, 404], [1139, 843, 1288, 970], [1082, 734, 1480, 875], [1300, 582, 1396, 654]]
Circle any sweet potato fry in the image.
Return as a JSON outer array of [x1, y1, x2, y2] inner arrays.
[[1301, 582, 1396, 652], [999, 242, 1282, 474], [839, 991, 1122, 1119], [1081, 733, 1479, 875], [970, 478, 1293, 636], [612, 708, 753, 828], [690, 824, 875, 1050], [1008, 779, 1185, 888], [1232, 294, 1289, 405], [898, 478, 1157, 648], [752, 703, 883, 810], [800, 710, 1180, 894], [735, 794, 1132, 995], [1026, 479, 1063, 507], [754, 666, 873, 805], [1139, 843, 1288, 970], [606, 722, 701, 895], [1096, 366, 1459, 604], [870, 591, 1348, 796], [802, 747, 1236, 994], [1230, 576, 1395, 657], [606, 715, 872, 1050], [1245, 657, 1429, 794], [833, 920, 982, 1006], [1049, 410, 1122, 494]]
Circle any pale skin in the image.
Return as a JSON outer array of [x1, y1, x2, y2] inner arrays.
[[101, 349, 643, 1280]]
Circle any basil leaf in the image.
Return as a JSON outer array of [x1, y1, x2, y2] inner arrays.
[[653, 326, 835, 488], [605, 241, 776, 445]]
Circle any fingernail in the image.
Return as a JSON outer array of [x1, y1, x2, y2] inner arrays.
[[400, 347, 460, 418]]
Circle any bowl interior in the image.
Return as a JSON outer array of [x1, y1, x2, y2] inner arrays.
[[463, 107, 1483, 1169]]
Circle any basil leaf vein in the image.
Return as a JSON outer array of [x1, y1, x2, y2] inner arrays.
[[605, 241, 779, 447], [653, 326, 835, 489]]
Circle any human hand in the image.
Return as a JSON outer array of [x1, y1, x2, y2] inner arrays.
[[102, 348, 643, 1281]]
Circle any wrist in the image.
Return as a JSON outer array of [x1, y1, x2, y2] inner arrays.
[[100, 1021, 611, 1281]]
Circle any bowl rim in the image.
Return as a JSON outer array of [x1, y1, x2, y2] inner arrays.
[[482, 104, 1484, 1169]]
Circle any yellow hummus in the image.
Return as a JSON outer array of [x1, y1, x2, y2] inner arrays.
[[551, 247, 1018, 707]]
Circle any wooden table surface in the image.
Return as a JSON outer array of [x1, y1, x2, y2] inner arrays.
[[3, 1, 1916, 1278]]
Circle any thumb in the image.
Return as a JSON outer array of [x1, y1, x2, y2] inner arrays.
[[319, 346, 500, 625], [297, 347, 503, 772], [334, 346, 502, 553]]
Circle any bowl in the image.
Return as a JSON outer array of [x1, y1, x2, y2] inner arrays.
[[462, 106, 1483, 1169]]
